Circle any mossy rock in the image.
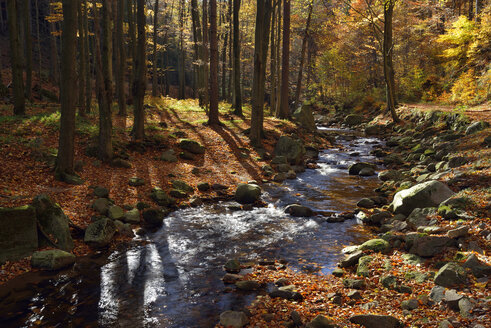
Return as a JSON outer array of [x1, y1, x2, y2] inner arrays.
[[356, 255, 374, 277], [359, 239, 390, 253]]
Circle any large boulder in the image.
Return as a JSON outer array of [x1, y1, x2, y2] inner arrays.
[[344, 114, 364, 126], [123, 208, 141, 224], [219, 311, 249, 328], [285, 204, 314, 217], [31, 249, 75, 270], [390, 181, 455, 216], [84, 218, 116, 248], [178, 139, 205, 154], [142, 208, 166, 227], [274, 136, 305, 165], [409, 235, 455, 257], [406, 208, 435, 229], [32, 194, 74, 251], [293, 105, 317, 132], [465, 121, 489, 135], [348, 162, 377, 175], [359, 239, 390, 253], [349, 314, 403, 328], [463, 254, 491, 278], [234, 183, 261, 204], [0, 205, 38, 264], [150, 187, 175, 207], [434, 262, 467, 287]]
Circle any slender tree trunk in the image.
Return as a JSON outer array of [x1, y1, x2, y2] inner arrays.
[[191, 0, 205, 106], [116, 0, 126, 115], [7, 0, 25, 115], [78, 0, 86, 116], [274, 0, 282, 116], [178, 0, 185, 99], [278, 0, 290, 119], [270, 0, 277, 115], [56, 0, 78, 180], [232, 0, 242, 115], [84, 0, 91, 112], [21, 0, 32, 100], [227, 0, 232, 102], [383, 0, 400, 123], [208, 0, 220, 125], [132, 0, 146, 140], [49, 1, 59, 85], [35, 0, 41, 81], [128, 0, 137, 103], [152, 0, 159, 96], [294, 2, 312, 107], [221, 10, 228, 101], [203, 0, 209, 112], [250, 0, 272, 146]]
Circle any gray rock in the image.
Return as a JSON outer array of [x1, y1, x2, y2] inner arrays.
[[219, 311, 249, 328], [235, 280, 260, 291], [465, 121, 488, 135], [305, 315, 338, 328], [447, 226, 469, 239], [402, 254, 423, 265], [111, 158, 132, 168], [364, 211, 392, 225], [429, 285, 445, 302], [365, 124, 385, 135], [128, 177, 145, 186], [150, 187, 175, 206], [285, 204, 314, 217], [84, 218, 116, 248], [359, 167, 375, 176], [32, 194, 74, 251], [160, 149, 178, 162], [123, 208, 140, 224], [108, 206, 124, 220], [31, 249, 75, 270], [142, 209, 165, 227], [332, 268, 344, 277], [463, 254, 491, 278], [94, 186, 109, 198], [222, 273, 243, 284], [234, 183, 261, 204], [434, 262, 467, 287], [380, 275, 397, 289], [344, 114, 363, 126], [178, 139, 205, 154], [343, 278, 366, 289], [349, 162, 377, 175], [274, 136, 305, 165], [197, 182, 211, 191], [171, 180, 194, 193], [406, 207, 436, 229], [410, 235, 455, 257], [0, 205, 38, 264], [357, 198, 375, 208], [401, 298, 418, 310], [271, 155, 288, 164], [391, 181, 455, 215], [359, 239, 390, 253], [269, 285, 303, 300], [356, 255, 373, 277], [224, 259, 241, 273], [293, 105, 317, 132], [447, 156, 468, 168], [339, 250, 363, 268], [349, 314, 403, 328], [92, 198, 110, 215], [291, 311, 303, 326], [444, 289, 463, 311], [277, 163, 292, 172]]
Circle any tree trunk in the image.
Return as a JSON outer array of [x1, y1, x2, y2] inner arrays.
[[56, 0, 78, 179], [116, 0, 126, 115], [270, 0, 277, 115], [21, 0, 32, 100], [7, 0, 25, 115], [232, 0, 242, 115], [221, 5, 229, 101], [35, 0, 42, 81], [250, 0, 272, 146], [128, 0, 137, 103], [203, 0, 209, 112], [132, 0, 146, 140], [191, 0, 205, 106], [278, 0, 290, 119], [227, 0, 232, 102], [274, 0, 282, 116], [208, 0, 220, 125], [383, 0, 400, 123], [178, 0, 185, 99], [49, 1, 59, 85], [294, 2, 312, 107], [78, 0, 86, 116], [152, 0, 159, 97], [84, 0, 91, 112]]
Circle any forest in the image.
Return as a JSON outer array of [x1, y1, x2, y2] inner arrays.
[[0, 0, 490, 327]]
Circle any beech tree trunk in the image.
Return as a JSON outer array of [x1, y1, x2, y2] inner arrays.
[[191, 0, 205, 106], [84, 0, 91, 112], [152, 0, 159, 97], [132, 0, 146, 140], [116, 0, 126, 115], [7, 0, 25, 115], [21, 0, 32, 100], [35, 0, 41, 80], [78, 0, 86, 115], [270, 0, 277, 115], [49, 1, 59, 85], [232, 0, 242, 115], [203, 0, 210, 112], [56, 0, 78, 179], [278, 0, 290, 119], [208, 0, 220, 125], [250, 0, 272, 146], [383, 0, 400, 123], [178, 0, 185, 99], [294, 2, 313, 106], [274, 0, 282, 116]]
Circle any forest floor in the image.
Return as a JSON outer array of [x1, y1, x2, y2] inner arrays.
[[219, 105, 491, 328], [0, 96, 326, 284]]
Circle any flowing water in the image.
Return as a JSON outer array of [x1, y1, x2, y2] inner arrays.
[[0, 128, 383, 328]]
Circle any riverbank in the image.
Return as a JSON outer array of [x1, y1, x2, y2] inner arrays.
[[217, 106, 491, 328], [0, 97, 330, 285]]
